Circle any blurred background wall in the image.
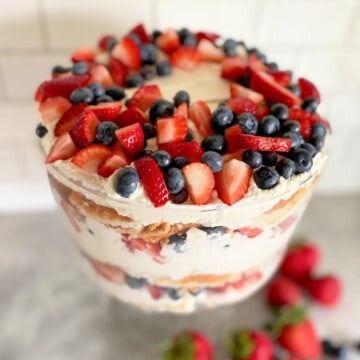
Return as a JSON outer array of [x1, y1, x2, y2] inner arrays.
[[0, 0, 359, 211]]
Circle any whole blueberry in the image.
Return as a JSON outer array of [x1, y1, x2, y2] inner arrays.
[[211, 106, 234, 132], [178, 28, 196, 47], [166, 288, 183, 300], [35, 123, 48, 138], [199, 226, 226, 236], [260, 115, 281, 136], [125, 74, 144, 88], [140, 43, 158, 65], [282, 120, 301, 133], [276, 158, 296, 179], [52, 65, 70, 75], [142, 123, 157, 140], [149, 99, 174, 123], [70, 87, 94, 104], [168, 232, 187, 253], [88, 82, 105, 97], [189, 288, 203, 296], [124, 274, 147, 289], [223, 38, 237, 56], [253, 166, 280, 189], [270, 103, 289, 122], [282, 131, 303, 149], [312, 122, 327, 138], [301, 143, 317, 158], [134, 149, 153, 159], [152, 150, 172, 169], [288, 148, 313, 173], [140, 65, 155, 80], [287, 84, 301, 96], [248, 47, 267, 63], [322, 339, 343, 357], [165, 167, 185, 194], [95, 94, 114, 104], [309, 134, 325, 150], [172, 156, 189, 169], [201, 151, 223, 173], [107, 38, 117, 51], [152, 29, 162, 40], [234, 112, 258, 135], [72, 61, 88, 75], [301, 97, 318, 113], [242, 150, 262, 168], [156, 60, 172, 76], [202, 134, 226, 153], [96, 121, 119, 146], [170, 187, 189, 204], [173, 90, 190, 107], [114, 167, 139, 197], [105, 86, 125, 100], [261, 151, 278, 166]]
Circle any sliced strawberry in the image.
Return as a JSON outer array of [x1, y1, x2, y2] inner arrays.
[[54, 102, 87, 136], [222, 149, 245, 162], [89, 63, 114, 88], [232, 134, 292, 152], [225, 125, 243, 153], [266, 70, 292, 87], [221, 56, 249, 81], [70, 110, 100, 147], [197, 38, 225, 62], [248, 53, 268, 71], [128, 85, 162, 112], [157, 115, 187, 144], [115, 122, 144, 157], [35, 74, 90, 103], [182, 162, 215, 205], [108, 57, 129, 86], [298, 77, 321, 103], [71, 46, 96, 62], [309, 112, 331, 131], [174, 102, 188, 118], [134, 156, 170, 207], [45, 132, 78, 164], [215, 159, 252, 205], [115, 107, 148, 127], [147, 284, 165, 300], [87, 101, 122, 121], [51, 71, 72, 80], [97, 35, 116, 51], [278, 215, 298, 234], [71, 144, 112, 172], [230, 82, 264, 104], [226, 97, 257, 115], [39, 96, 72, 124], [288, 108, 313, 140], [97, 151, 129, 177], [188, 100, 213, 139], [170, 46, 201, 71], [128, 23, 151, 44], [155, 28, 180, 54], [159, 141, 204, 162], [195, 31, 220, 43], [255, 103, 270, 120], [250, 70, 301, 107], [235, 226, 263, 238], [91, 260, 124, 284], [111, 36, 141, 70]]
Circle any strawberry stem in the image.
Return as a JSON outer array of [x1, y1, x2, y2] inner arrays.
[[226, 330, 255, 359]]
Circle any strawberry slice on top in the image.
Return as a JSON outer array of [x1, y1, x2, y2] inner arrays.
[[71, 45, 96, 63], [111, 36, 141, 70], [128, 84, 162, 112], [45, 132, 78, 164], [70, 109, 100, 147], [170, 46, 201, 71], [128, 23, 152, 44], [234, 134, 292, 152], [89, 64, 114, 88], [155, 27, 181, 54], [221, 56, 249, 81], [157, 115, 187, 144], [115, 107, 148, 128], [188, 100, 213, 139], [87, 101, 122, 121], [197, 38, 225, 63], [226, 97, 257, 115], [54, 102, 87, 137], [71, 144, 112, 172], [108, 57, 129, 86], [159, 141, 204, 162], [115, 122, 144, 157], [230, 82, 264, 104], [39, 96, 72, 124], [298, 77, 321, 103]]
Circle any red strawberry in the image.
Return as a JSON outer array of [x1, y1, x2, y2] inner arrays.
[[266, 276, 302, 307], [108, 57, 129, 86], [54, 102, 87, 136], [221, 56, 249, 81], [87, 101, 122, 121], [248, 53, 268, 71], [183, 162, 215, 205], [287, 108, 312, 140], [147, 284, 165, 300], [226, 330, 273, 360], [225, 125, 243, 153], [266, 70, 292, 87], [254, 103, 270, 120], [298, 77, 321, 103], [188, 100, 214, 139], [71, 46, 96, 62], [35, 74, 90, 103], [250, 71, 301, 107], [195, 31, 220, 43], [45, 132, 78, 164], [39, 96, 72, 124], [223, 149, 245, 163], [155, 27, 180, 54], [128, 84, 162, 112], [71, 144, 112, 172], [226, 97, 257, 115], [128, 23, 151, 44], [157, 115, 187, 144], [97, 143, 130, 177], [111, 36, 141, 70], [304, 274, 342, 307], [159, 141, 204, 162], [235, 226, 263, 238], [309, 112, 331, 131], [278, 215, 298, 234], [197, 39, 224, 62], [70, 110, 100, 147], [90, 259, 124, 284], [115, 122, 144, 157], [215, 159, 252, 205], [161, 331, 213, 360], [97, 34, 116, 51], [115, 107, 148, 127], [170, 46, 201, 71], [89, 63, 114, 88], [229, 134, 292, 152], [134, 156, 170, 207], [174, 102, 188, 118], [230, 83, 264, 104], [279, 242, 320, 284]]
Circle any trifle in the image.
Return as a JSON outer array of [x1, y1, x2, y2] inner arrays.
[[34, 24, 330, 313]]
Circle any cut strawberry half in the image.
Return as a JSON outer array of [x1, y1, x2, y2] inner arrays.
[[235, 226, 263, 238], [250, 70, 301, 107], [70, 110, 100, 147], [35, 74, 90, 103], [54, 102, 87, 137], [159, 141, 204, 162], [89, 63, 114, 88], [188, 100, 213, 139], [115, 122, 144, 157], [71, 46, 96, 62], [174, 102, 188, 118], [71, 144, 112, 172], [115, 107, 148, 127], [266, 70, 292, 87], [197, 39, 225, 63], [39, 96, 72, 124], [221, 56, 249, 81], [182, 162, 215, 205], [232, 134, 292, 152], [147, 284, 165, 300], [195, 31, 220, 44], [255, 103, 270, 120], [226, 97, 257, 115], [157, 115, 187, 144], [108, 57, 129, 86], [90, 259, 124, 284], [128, 84, 162, 112], [230, 82, 264, 104], [309, 112, 331, 131], [97, 148, 129, 177], [215, 159, 252, 205], [155, 27, 181, 54], [170, 46, 201, 71], [111, 36, 141, 70], [87, 101, 122, 121], [134, 156, 170, 207], [45, 132, 78, 164], [248, 53, 268, 71], [225, 125, 243, 153], [128, 23, 151, 44], [298, 77, 321, 103], [223, 149, 245, 162], [97, 35, 116, 51]]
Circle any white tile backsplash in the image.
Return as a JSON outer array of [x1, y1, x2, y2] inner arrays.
[[347, 4, 360, 46]]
